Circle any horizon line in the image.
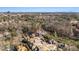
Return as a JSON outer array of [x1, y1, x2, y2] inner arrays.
[[0, 7, 79, 12]]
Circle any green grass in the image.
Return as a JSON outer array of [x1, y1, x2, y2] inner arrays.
[[44, 33, 79, 49]]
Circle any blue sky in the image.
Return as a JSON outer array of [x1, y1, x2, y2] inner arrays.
[[0, 7, 79, 12]]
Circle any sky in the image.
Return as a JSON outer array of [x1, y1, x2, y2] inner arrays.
[[0, 7, 79, 12]]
